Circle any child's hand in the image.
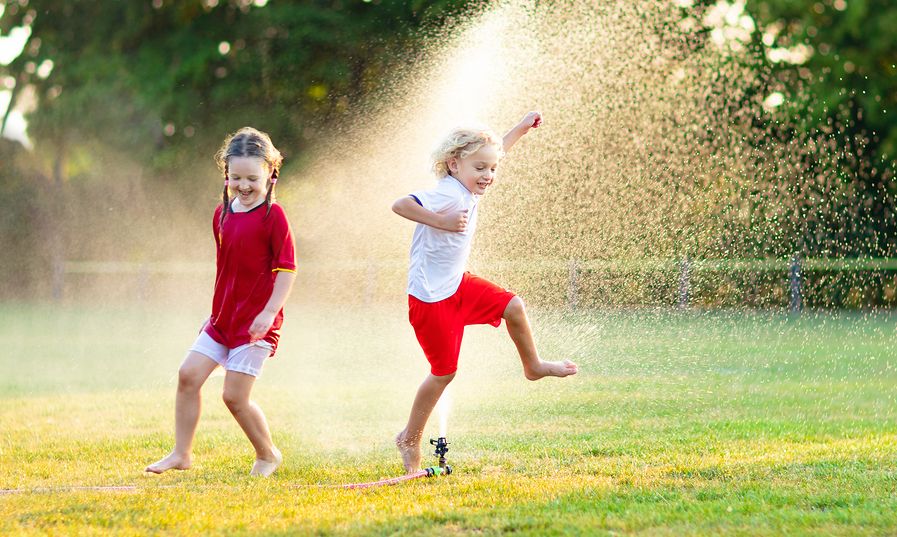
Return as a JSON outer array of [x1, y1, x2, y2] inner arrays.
[[249, 310, 276, 341], [440, 209, 469, 232], [521, 111, 542, 130], [503, 112, 542, 153]]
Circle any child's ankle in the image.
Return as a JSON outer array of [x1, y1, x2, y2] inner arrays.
[[256, 446, 280, 462], [397, 431, 421, 446]]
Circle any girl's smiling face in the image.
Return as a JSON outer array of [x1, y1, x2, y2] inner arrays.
[[448, 144, 501, 196], [227, 156, 270, 210]]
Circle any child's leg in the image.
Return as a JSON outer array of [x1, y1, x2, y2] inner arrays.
[[221, 352, 281, 477], [396, 372, 455, 473], [503, 296, 578, 380], [145, 351, 219, 474]]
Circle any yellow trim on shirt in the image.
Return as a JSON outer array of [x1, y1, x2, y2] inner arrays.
[[272, 268, 296, 273]]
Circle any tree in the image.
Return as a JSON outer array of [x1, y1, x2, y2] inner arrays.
[[746, 0, 897, 255], [0, 0, 478, 298], [1, 0, 477, 170]]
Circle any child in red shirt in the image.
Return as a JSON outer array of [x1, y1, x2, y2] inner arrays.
[[146, 127, 296, 477]]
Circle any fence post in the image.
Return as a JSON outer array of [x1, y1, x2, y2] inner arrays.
[[678, 257, 691, 309], [567, 258, 579, 311], [789, 255, 802, 314]]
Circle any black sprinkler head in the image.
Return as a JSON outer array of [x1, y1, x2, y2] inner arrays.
[[430, 437, 450, 468]]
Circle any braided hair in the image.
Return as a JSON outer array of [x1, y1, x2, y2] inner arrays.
[[214, 127, 284, 228]]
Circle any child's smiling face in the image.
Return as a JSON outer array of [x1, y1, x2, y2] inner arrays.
[[227, 156, 270, 209], [448, 144, 501, 196]]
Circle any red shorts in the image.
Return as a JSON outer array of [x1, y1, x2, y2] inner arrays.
[[408, 272, 516, 376]]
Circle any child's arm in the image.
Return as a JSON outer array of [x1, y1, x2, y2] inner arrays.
[[248, 271, 297, 341], [392, 196, 468, 232], [502, 111, 542, 153]]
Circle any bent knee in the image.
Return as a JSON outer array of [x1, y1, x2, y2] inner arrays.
[[178, 366, 207, 392], [431, 372, 456, 385], [221, 390, 249, 410], [503, 296, 526, 321]]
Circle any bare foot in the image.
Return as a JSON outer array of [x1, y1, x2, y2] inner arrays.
[[524, 359, 579, 381], [145, 452, 192, 474], [395, 431, 421, 474], [250, 446, 282, 477]]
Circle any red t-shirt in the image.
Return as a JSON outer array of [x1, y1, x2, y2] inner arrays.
[[204, 201, 296, 354]]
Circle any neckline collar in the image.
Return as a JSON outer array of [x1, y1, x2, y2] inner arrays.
[[445, 174, 478, 199], [229, 198, 267, 214]]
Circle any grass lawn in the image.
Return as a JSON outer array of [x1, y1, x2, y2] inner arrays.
[[1, 301, 896, 535]]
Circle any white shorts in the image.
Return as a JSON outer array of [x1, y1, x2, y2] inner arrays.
[[189, 331, 273, 378]]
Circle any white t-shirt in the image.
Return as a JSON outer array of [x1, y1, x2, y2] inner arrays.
[[406, 175, 479, 302]]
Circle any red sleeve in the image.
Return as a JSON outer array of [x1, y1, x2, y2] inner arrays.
[[268, 204, 296, 273], [213, 204, 223, 249]]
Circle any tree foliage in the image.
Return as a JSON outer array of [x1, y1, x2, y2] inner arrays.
[[0, 0, 479, 298], [0, 0, 477, 170], [0, 0, 895, 300], [745, 0, 897, 256], [747, 0, 896, 163], [676, 0, 896, 256]]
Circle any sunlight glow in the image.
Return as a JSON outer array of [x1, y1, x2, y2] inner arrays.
[[36, 59, 53, 79], [427, 10, 514, 129], [763, 91, 785, 111], [0, 89, 31, 148], [767, 43, 813, 65], [704, 1, 755, 51], [0, 25, 31, 65]]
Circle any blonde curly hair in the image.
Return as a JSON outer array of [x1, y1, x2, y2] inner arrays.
[[431, 127, 504, 177]]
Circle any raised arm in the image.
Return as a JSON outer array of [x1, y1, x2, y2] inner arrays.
[[502, 111, 542, 153], [392, 196, 468, 233]]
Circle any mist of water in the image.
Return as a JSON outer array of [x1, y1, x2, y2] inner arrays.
[[437, 388, 452, 438], [288, 0, 854, 310], [6, 0, 893, 471], [32, 0, 867, 310]]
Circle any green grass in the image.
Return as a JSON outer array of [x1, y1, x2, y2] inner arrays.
[[1, 302, 896, 535]]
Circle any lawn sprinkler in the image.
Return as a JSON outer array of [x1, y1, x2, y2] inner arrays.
[[430, 436, 452, 473], [336, 437, 452, 489]]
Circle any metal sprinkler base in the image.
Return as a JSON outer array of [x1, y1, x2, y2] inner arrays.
[[424, 465, 452, 477]]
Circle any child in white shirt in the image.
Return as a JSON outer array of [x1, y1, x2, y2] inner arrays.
[[392, 112, 578, 473]]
